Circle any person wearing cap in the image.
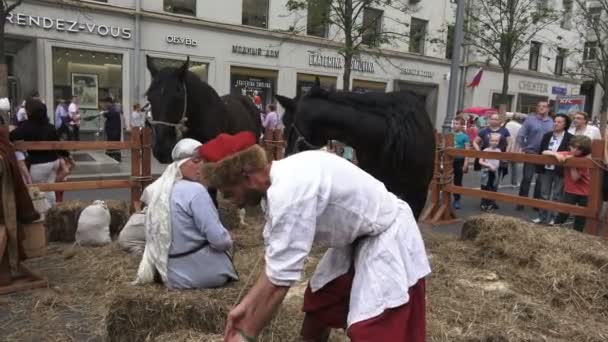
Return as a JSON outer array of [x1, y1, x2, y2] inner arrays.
[[133, 138, 238, 290], [198, 132, 430, 342]]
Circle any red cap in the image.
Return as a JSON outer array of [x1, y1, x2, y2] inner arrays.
[[198, 131, 257, 162]]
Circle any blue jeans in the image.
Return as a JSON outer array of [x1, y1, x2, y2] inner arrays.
[[481, 169, 498, 206]]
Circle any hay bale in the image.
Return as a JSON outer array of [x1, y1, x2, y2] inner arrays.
[[426, 214, 608, 341], [152, 330, 223, 342], [45, 200, 129, 242], [106, 290, 228, 342]]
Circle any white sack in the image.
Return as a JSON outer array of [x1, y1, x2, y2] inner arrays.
[[76, 200, 111, 246], [118, 210, 146, 255]]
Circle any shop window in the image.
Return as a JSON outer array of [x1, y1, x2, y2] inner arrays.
[[296, 73, 337, 98], [362, 8, 383, 47], [491, 93, 514, 112], [409, 18, 427, 54], [164, 0, 196, 16], [242, 0, 269, 28], [555, 48, 566, 76], [529, 41, 541, 71], [352, 79, 386, 93], [6, 55, 14, 76], [148, 57, 208, 82], [230, 66, 277, 112], [307, 0, 330, 38], [52, 47, 123, 131], [517, 94, 548, 114]]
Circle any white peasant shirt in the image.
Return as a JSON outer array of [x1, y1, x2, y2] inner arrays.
[[262, 151, 431, 326]]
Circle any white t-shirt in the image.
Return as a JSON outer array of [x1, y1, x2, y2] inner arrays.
[[569, 125, 601, 140], [263, 151, 430, 326], [68, 103, 80, 126], [16, 107, 27, 122], [131, 110, 144, 128], [505, 121, 522, 152]]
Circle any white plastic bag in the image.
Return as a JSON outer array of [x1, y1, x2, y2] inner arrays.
[[118, 210, 146, 255], [76, 200, 111, 246]]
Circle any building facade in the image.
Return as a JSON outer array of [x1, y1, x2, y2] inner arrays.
[[3, 0, 599, 133]]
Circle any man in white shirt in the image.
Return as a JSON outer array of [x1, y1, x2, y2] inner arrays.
[[68, 96, 81, 141], [569, 111, 601, 140], [198, 132, 430, 342]]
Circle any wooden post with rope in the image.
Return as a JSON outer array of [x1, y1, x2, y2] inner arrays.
[[421, 133, 450, 223], [585, 140, 604, 236], [130, 127, 143, 213]]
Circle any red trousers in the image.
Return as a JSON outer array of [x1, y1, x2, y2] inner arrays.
[[302, 271, 426, 341]]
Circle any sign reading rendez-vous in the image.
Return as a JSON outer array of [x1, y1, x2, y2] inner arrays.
[[6, 12, 132, 40]]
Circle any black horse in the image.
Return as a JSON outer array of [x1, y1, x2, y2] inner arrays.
[[145, 56, 261, 163], [276, 86, 435, 219]]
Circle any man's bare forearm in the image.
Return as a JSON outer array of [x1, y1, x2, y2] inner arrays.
[[237, 272, 290, 336]]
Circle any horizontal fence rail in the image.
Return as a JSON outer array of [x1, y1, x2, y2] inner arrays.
[[421, 133, 607, 238], [13, 127, 152, 213]]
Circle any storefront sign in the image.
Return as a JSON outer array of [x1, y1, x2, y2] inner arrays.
[[518, 80, 548, 93], [308, 54, 374, 73], [555, 95, 586, 115], [166, 35, 197, 47], [400, 68, 434, 78], [232, 45, 279, 58], [234, 79, 273, 89], [551, 86, 567, 95], [309, 54, 343, 69], [6, 12, 132, 40]]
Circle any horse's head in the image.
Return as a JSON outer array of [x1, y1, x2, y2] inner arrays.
[[276, 79, 331, 156], [146, 55, 190, 163]]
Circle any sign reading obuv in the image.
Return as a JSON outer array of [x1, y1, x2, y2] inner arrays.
[[6, 12, 132, 40], [555, 95, 586, 115]]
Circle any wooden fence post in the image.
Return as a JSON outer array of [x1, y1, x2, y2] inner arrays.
[[141, 127, 152, 189], [431, 134, 457, 224], [420, 133, 443, 223], [586, 140, 604, 236], [130, 128, 143, 213]]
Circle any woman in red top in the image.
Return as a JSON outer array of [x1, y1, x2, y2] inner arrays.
[[543, 135, 592, 232]]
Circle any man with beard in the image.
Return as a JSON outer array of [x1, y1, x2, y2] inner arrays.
[[197, 131, 430, 342]]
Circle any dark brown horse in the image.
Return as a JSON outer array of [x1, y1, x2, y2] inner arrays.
[[145, 56, 261, 163], [277, 84, 435, 219]]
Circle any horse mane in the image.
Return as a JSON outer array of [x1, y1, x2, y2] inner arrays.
[[305, 87, 433, 169]]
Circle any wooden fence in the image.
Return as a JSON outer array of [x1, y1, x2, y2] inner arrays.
[[13, 127, 153, 212], [421, 133, 607, 238]]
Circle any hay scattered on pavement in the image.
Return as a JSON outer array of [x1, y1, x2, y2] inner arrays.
[[5, 210, 608, 342]]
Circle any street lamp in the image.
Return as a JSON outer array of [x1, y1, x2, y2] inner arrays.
[[443, 0, 466, 134]]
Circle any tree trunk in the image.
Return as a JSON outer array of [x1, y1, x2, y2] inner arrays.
[[0, 17, 7, 100], [500, 68, 510, 107], [342, 0, 353, 91], [600, 86, 608, 136], [343, 54, 352, 91]]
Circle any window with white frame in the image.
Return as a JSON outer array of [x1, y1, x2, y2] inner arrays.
[[307, 0, 330, 38], [361, 8, 383, 47], [555, 48, 567, 76], [584, 41, 598, 61], [529, 41, 542, 71], [164, 0, 196, 16], [409, 18, 427, 54], [242, 0, 270, 28]]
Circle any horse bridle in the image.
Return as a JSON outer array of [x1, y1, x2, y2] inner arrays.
[[144, 82, 189, 139], [291, 124, 322, 150]]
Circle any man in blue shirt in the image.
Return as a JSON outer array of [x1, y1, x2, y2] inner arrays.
[[516, 101, 554, 209]]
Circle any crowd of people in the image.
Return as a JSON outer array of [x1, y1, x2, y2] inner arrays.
[[451, 101, 598, 232]]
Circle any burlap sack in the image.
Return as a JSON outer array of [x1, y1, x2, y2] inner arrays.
[[75, 200, 111, 246], [118, 211, 146, 255]]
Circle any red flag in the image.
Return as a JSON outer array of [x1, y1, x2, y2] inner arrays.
[[467, 68, 484, 88]]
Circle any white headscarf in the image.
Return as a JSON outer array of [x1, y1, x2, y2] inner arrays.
[[133, 138, 202, 285]]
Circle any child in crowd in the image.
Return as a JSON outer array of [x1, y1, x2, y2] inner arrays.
[[543, 135, 592, 232], [479, 133, 501, 211], [452, 116, 470, 209]]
